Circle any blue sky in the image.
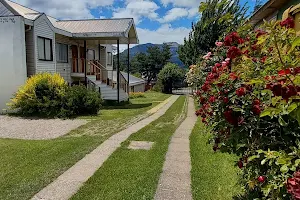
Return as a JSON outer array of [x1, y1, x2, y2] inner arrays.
[[17, 0, 265, 46]]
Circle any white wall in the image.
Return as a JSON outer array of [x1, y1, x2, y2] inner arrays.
[[0, 16, 27, 112]]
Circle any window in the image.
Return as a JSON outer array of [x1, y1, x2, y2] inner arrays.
[[107, 52, 112, 65], [87, 49, 95, 60], [56, 43, 68, 63], [37, 37, 53, 61]]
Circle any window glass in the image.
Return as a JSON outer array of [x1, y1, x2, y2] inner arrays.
[[107, 52, 112, 65], [45, 39, 51, 60], [56, 43, 68, 63], [37, 37, 45, 60]]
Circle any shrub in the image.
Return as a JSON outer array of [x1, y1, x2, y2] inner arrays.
[[9, 73, 101, 118], [189, 18, 300, 199], [8, 73, 67, 116], [129, 92, 146, 99], [62, 85, 101, 116]]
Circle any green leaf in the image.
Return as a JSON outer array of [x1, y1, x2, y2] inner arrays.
[[295, 159, 300, 166], [288, 103, 299, 114], [261, 159, 268, 165], [248, 155, 259, 162], [279, 116, 288, 127], [272, 97, 281, 106], [260, 110, 272, 118], [280, 165, 289, 173], [291, 107, 300, 125], [289, 37, 300, 53]]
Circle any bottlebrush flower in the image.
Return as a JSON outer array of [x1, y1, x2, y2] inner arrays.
[[215, 41, 223, 47], [236, 87, 246, 96], [280, 17, 295, 29], [278, 68, 292, 76]]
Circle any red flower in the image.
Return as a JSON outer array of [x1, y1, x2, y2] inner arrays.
[[202, 83, 210, 92], [224, 109, 238, 126], [215, 63, 221, 68], [252, 105, 261, 115], [272, 84, 283, 96], [294, 67, 300, 75], [224, 32, 241, 46], [223, 97, 229, 104], [217, 83, 224, 88], [202, 118, 207, 123], [261, 56, 267, 63], [229, 72, 238, 81], [258, 176, 266, 183], [212, 66, 218, 73], [255, 29, 267, 38], [236, 87, 246, 97], [238, 160, 243, 169], [287, 171, 300, 200], [209, 96, 216, 103], [253, 99, 260, 105], [278, 68, 292, 76], [227, 46, 242, 60], [280, 17, 295, 29]]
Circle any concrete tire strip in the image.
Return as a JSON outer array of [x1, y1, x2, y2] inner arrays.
[[155, 96, 197, 200], [31, 95, 179, 200]]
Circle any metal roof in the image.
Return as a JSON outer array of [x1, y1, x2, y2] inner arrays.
[[56, 19, 133, 34], [2, 0, 139, 43], [113, 71, 145, 86]]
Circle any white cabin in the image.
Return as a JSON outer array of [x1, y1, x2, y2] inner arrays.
[[0, 0, 139, 112]]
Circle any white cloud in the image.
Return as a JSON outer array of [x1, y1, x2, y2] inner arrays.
[[14, 0, 115, 19], [159, 7, 199, 23], [160, 0, 205, 8], [113, 0, 159, 24], [137, 24, 190, 44]]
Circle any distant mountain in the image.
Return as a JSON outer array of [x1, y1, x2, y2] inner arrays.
[[120, 42, 186, 68]]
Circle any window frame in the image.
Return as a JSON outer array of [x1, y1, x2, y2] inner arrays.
[[56, 43, 69, 63], [37, 36, 53, 61], [107, 52, 112, 65]]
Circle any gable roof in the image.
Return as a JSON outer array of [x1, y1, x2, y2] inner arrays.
[[0, 0, 139, 44]]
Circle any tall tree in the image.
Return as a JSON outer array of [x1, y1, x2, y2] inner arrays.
[[130, 43, 172, 85], [178, 0, 248, 66]]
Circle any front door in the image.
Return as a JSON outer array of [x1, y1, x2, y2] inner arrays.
[[71, 45, 78, 73]]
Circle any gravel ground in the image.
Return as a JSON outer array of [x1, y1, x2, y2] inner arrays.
[[0, 116, 87, 140]]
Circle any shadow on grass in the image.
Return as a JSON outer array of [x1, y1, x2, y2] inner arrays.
[[102, 102, 153, 110]]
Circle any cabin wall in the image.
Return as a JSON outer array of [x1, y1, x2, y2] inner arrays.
[[0, 16, 27, 112], [34, 16, 56, 73], [25, 27, 35, 76]]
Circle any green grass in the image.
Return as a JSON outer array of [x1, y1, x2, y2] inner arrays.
[[69, 91, 171, 137], [0, 92, 170, 200], [71, 96, 188, 200], [190, 118, 242, 200]]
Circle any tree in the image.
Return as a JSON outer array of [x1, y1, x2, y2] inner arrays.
[[178, 0, 248, 66], [157, 63, 185, 94], [130, 43, 172, 85]]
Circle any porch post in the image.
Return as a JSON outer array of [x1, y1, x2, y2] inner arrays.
[[127, 42, 130, 95], [117, 39, 120, 102], [98, 44, 101, 61], [84, 40, 87, 87]]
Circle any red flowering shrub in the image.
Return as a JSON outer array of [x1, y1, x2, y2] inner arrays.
[[189, 18, 300, 199], [287, 171, 300, 199]]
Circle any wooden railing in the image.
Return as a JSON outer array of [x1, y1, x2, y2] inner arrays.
[[71, 58, 128, 93]]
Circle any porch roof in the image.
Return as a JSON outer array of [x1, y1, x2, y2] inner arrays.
[[2, 0, 139, 44]]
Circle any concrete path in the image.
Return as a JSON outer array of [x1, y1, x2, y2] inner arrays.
[[155, 96, 197, 200], [32, 95, 179, 200]]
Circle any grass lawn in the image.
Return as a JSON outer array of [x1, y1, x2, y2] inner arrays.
[[0, 92, 170, 200], [71, 96, 187, 200], [190, 117, 242, 200]]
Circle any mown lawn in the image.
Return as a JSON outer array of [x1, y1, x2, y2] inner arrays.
[[71, 96, 187, 200], [190, 117, 242, 200], [0, 92, 170, 200]]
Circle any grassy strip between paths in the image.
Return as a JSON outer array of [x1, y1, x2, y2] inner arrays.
[[0, 92, 170, 200], [71, 96, 188, 200], [190, 117, 242, 200]]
